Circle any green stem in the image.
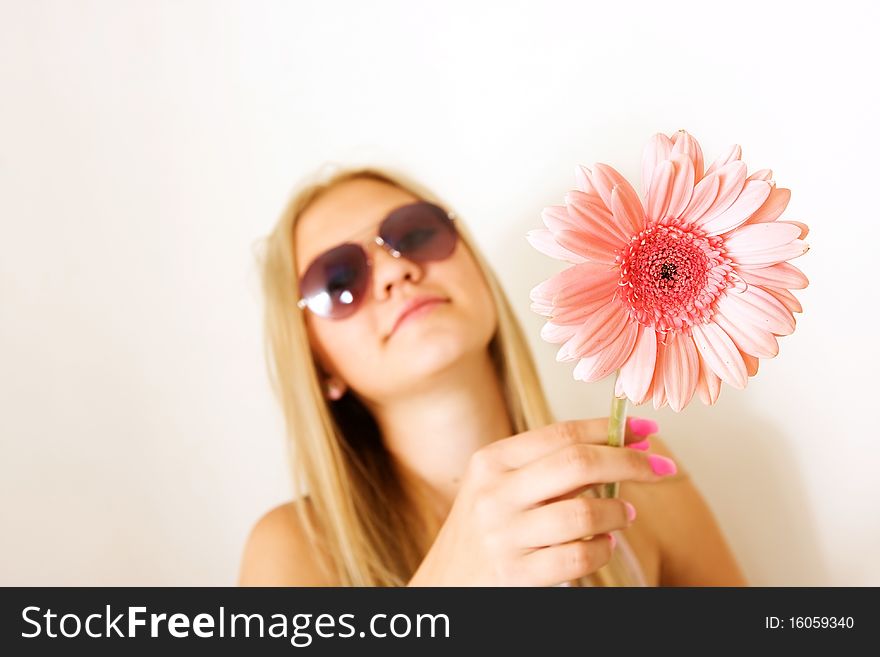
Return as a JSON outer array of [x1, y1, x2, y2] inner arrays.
[[601, 370, 628, 499]]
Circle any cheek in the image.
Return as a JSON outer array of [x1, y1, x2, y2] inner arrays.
[[307, 315, 381, 376]]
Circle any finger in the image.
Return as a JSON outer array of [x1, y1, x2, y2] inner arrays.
[[485, 417, 656, 470], [511, 496, 634, 549], [521, 534, 615, 586], [500, 443, 677, 508]]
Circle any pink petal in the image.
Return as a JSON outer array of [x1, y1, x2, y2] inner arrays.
[[541, 204, 580, 233], [610, 183, 647, 236], [530, 262, 617, 308], [737, 262, 809, 289], [618, 324, 657, 404], [684, 161, 747, 229], [551, 294, 616, 326], [715, 286, 796, 336], [591, 163, 644, 233], [540, 321, 580, 344], [724, 222, 802, 258], [651, 342, 668, 410], [678, 173, 720, 226], [696, 357, 722, 405], [670, 130, 705, 181], [744, 187, 791, 225], [691, 322, 748, 389], [555, 230, 618, 264], [697, 179, 771, 236], [703, 144, 742, 177], [557, 301, 631, 360], [667, 154, 696, 220], [526, 229, 587, 264], [764, 286, 803, 314], [713, 309, 779, 358], [565, 190, 631, 244], [747, 168, 773, 182], [781, 220, 809, 240], [641, 133, 673, 198], [663, 332, 699, 412], [646, 160, 674, 222], [572, 320, 639, 383], [730, 239, 810, 268], [574, 165, 598, 195], [741, 351, 759, 377]]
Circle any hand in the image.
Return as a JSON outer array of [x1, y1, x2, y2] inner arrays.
[[407, 417, 673, 586]]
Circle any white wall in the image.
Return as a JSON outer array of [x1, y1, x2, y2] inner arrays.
[[1, 0, 877, 585]]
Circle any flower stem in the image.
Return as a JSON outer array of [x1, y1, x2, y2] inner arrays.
[[601, 371, 628, 499]]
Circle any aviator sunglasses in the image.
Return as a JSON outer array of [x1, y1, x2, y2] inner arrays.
[[296, 200, 458, 319]]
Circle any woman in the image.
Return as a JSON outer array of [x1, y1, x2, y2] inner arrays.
[[238, 164, 747, 586]]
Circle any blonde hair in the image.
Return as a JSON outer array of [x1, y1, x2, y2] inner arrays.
[[253, 163, 639, 586]]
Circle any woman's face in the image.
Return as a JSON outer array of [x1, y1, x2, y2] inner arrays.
[[295, 178, 497, 402]]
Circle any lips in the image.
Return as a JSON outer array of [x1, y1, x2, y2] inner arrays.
[[388, 295, 450, 338]]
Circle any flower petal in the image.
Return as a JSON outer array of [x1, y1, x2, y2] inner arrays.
[[641, 133, 673, 198], [703, 144, 742, 177], [565, 189, 631, 244], [781, 220, 809, 240], [572, 320, 639, 383], [667, 154, 696, 220], [592, 163, 644, 233], [724, 222, 802, 259], [618, 323, 657, 404], [744, 187, 790, 225], [764, 286, 803, 314], [646, 160, 674, 222], [663, 332, 699, 412], [574, 165, 598, 195], [691, 322, 748, 389], [678, 172, 720, 226], [696, 357, 722, 405], [526, 229, 587, 264], [736, 262, 809, 289], [697, 179, 771, 236], [741, 351, 759, 377], [716, 286, 796, 335], [684, 161, 747, 229], [651, 342, 668, 410], [747, 168, 773, 182], [670, 130, 705, 181], [557, 300, 630, 361], [713, 309, 779, 358], [610, 183, 647, 236], [731, 239, 809, 268], [540, 321, 580, 344]]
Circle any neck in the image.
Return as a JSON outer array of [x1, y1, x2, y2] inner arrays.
[[362, 347, 513, 528]]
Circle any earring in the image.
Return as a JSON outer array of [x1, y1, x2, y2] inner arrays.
[[324, 379, 345, 401]]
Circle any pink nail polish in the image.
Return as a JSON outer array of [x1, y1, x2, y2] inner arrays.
[[648, 454, 677, 476], [629, 417, 659, 437], [626, 438, 650, 451], [624, 501, 637, 522], [608, 533, 617, 549]]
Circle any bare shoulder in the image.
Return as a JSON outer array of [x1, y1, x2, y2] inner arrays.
[[238, 498, 338, 586], [621, 434, 748, 586]]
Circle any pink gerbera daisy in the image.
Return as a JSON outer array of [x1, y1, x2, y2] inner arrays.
[[528, 130, 810, 412]]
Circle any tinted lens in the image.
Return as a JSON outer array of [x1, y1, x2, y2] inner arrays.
[[379, 202, 457, 262], [298, 243, 369, 319]]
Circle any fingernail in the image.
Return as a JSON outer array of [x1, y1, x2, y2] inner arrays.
[[608, 533, 617, 549], [624, 501, 637, 522], [648, 454, 678, 476], [629, 417, 659, 437], [626, 438, 650, 451]]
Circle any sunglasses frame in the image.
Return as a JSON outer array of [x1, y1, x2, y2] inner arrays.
[[295, 201, 458, 316]]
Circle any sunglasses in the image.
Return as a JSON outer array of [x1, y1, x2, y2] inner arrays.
[[296, 200, 459, 319]]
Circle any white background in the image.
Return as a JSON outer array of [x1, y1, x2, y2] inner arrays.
[[1, 0, 877, 585]]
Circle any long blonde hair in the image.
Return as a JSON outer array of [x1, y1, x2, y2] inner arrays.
[[254, 163, 638, 586]]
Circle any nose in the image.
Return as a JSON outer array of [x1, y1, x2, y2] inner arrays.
[[369, 242, 423, 301]]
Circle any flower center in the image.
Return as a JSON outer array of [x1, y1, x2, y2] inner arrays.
[[616, 220, 736, 333]]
